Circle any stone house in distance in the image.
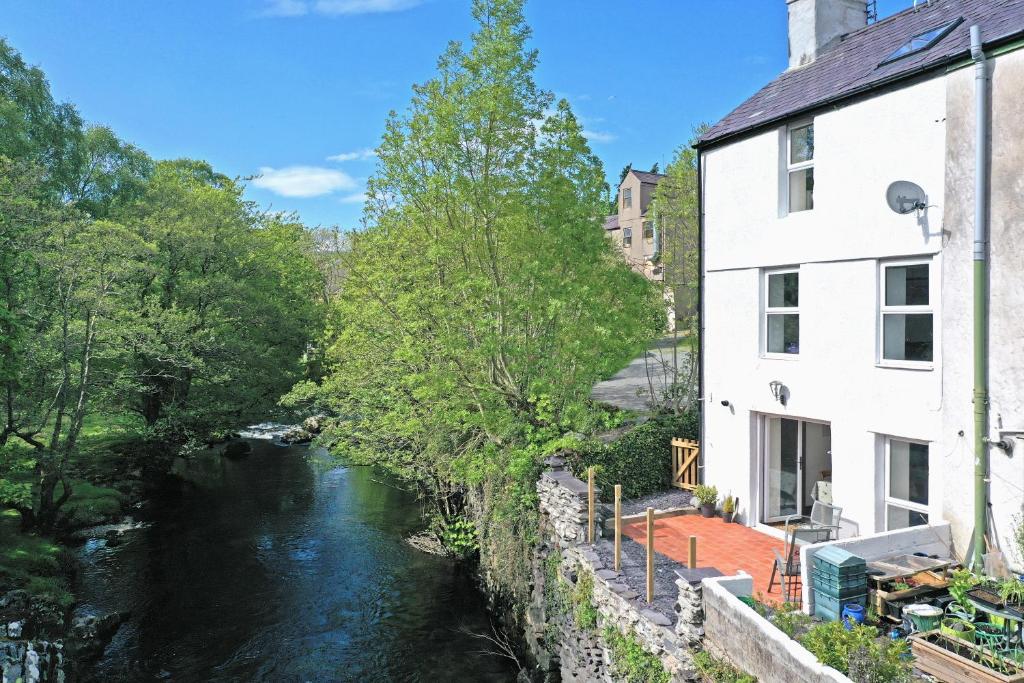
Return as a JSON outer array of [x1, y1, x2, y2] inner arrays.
[[605, 169, 666, 283], [697, 0, 1024, 566]]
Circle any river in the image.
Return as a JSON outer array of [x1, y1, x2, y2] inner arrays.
[[72, 437, 518, 682]]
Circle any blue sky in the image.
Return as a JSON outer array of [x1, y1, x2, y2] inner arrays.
[[3, 0, 912, 229]]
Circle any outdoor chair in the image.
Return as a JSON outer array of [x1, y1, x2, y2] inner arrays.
[[783, 500, 843, 541], [768, 525, 834, 605]]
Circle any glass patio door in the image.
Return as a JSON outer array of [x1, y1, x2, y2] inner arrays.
[[765, 417, 801, 522]]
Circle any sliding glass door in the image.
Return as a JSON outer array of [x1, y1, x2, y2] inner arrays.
[[763, 417, 832, 523]]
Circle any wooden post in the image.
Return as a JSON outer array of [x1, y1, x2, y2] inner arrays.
[[587, 467, 595, 545], [614, 485, 622, 572], [688, 535, 698, 569], [646, 507, 655, 603]]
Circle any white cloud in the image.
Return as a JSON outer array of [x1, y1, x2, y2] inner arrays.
[[252, 166, 357, 198], [339, 192, 368, 204], [261, 0, 422, 17], [260, 0, 308, 17], [327, 148, 376, 162], [583, 129, 617, 144]]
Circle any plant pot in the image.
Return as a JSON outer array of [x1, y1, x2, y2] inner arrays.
[[700, 503, 716, 518], [941, 618, 977, 644], [722, 512, 734, 523]]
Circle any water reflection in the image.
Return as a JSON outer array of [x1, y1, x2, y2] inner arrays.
[[75, 440, 516, 682]]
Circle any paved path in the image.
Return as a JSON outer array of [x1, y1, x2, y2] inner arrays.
[[590, 336, 692, 413]]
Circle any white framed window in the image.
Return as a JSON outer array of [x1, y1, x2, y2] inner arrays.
[[622, 187, 632, 209], [879, 259, 934, 366], [763, 268, 799, 356], [642, 221, 654, 240], [884, 437, 929, 530], [787, 121, 814, 212], [623, 227, 632, 248]]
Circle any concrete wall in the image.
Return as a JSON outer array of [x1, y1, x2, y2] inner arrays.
[[702, 574, 851, 682], [701, 42, 1024, 559]]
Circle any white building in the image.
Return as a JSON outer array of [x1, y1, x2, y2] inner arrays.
[[698, 0, 1024, 566]]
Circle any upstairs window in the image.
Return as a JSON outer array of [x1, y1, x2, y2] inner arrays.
[[765, 269, 799, 355], [880, 261, 933, 364], [643, 221, 654, 240], [885, 438, 929, 530], [879, 18, 962, 66], [623, 188, 632, 209], [788, 122, 814, 212], [623, 227, 632, 248]]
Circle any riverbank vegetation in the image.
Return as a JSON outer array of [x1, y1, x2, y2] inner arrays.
[[295, 0, 663, 645], [0, 36, 326, 622]]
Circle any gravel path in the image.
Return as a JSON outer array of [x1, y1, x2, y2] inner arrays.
[[620, 489, 695, 517], [593, 536, 682, 623]]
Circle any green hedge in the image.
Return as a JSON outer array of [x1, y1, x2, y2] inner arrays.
[[565, 412, 698, 500]]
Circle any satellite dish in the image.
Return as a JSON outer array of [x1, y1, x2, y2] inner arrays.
[[886, 181, 927, 214]]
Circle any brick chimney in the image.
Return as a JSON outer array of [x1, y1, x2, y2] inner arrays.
[[787, 0, 868, 68]]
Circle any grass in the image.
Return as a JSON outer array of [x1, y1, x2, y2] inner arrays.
[[0, 508, 74, 608]]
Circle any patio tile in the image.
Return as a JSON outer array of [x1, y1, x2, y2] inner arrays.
[[623, 515, 790, 605]]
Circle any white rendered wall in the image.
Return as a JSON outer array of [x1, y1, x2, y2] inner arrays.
[[702, 75, 949, 539]]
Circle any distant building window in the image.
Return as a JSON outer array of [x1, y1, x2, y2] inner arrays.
[[787, 121, 814, 213], [643, 221, 654, 240], [880, 260, 933, 364], [764, 269, 799, 355], [879, 19, 962, 66], [885, 438, 929, 530], [623, 227, 632, 248], [623, 188, 632, 209]]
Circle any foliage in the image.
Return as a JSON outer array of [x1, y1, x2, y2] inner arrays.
[[692, 650, 756, 683], [437, 517, 480, 559], [603, 625, 671, 683], [572, 570, 599, 631], [564, 412, 698, 500], [769, 600, 813, 639], [0, 509, 73, 608], [948, 568, 980, 614], [694, 484, 719, 507], [798, 622, 912, 682], [308, 0, 660, 613], [722, 494, 735, 514], [542, 550, 570, 647], [999, 577, 1024, 605]]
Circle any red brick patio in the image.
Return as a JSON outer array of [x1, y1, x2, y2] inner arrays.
[[623, 514, 790, 604]]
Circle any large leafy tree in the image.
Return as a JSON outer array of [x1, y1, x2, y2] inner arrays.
[[312, 0, 659, 605]]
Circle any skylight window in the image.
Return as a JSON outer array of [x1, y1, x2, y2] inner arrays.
[[879, 18, 963, 66]]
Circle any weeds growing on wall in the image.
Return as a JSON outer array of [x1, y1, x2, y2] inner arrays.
[[603, 625, 671, 683], [692, 650, 756, 683], [572, 571, 599, 631]]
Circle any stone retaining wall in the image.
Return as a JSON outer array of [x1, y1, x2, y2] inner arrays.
[[535, 460, 698, 682]]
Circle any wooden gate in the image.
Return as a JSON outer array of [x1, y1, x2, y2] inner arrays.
[[671, 438, 700, 490]]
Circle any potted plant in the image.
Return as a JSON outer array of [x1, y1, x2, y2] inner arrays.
[[694, 484, 719, 518], [1000, 578, 1024, 618], [722, 494, 736, 523]]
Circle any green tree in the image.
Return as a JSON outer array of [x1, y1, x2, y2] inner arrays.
[[647, 126, 707, 412], [309, 0, 659, 608]]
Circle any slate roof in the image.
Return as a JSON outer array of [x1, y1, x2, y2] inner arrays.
[[630, 170, 666, 185], [604, 214, 620, 231], [699, 0, 1024, 148]]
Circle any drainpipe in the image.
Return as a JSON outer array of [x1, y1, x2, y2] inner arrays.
[[970, 24, 990, 570]]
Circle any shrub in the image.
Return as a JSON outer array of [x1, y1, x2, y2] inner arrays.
[[603, 625, 671, 683], [573, 571, 599, 631], [693, 650, 756, 683], [798, 622, 912, 682], [564, 412, 698, 500], [438, 517, 480, 559], [770, 601, 813, 639], [694, 484, 718, 507]]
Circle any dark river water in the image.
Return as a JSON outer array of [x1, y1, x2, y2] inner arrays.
[[73, 438, 518, 682]]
